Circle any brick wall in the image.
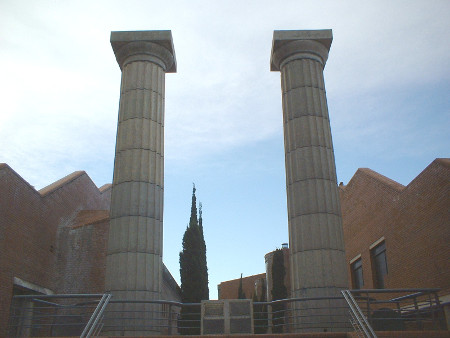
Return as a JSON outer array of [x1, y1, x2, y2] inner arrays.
[[217, 159, 449, 308], [55, 211, 110, 294], [218, 273, 266, 300], [340, 158, 450, 296], [0, 164, 181, 335], [0, 164, 110, 333]]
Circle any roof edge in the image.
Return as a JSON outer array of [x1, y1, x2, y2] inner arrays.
[[39, 171, 87, 196], [218, 273, 266, 285], [99, 183, 112, 192], [0, 163, 41, 196], [354, 168, 405, 192]]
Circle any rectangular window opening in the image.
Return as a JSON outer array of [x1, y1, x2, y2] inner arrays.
[[371, 241, 388, 289], [351, 258, 364, 289]]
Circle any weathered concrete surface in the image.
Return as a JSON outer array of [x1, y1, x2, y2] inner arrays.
[[271, 30, 348, 332], [105, 30, 176, 336]]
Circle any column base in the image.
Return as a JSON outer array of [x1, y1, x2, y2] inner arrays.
[[102, 290, 162, 336], [290, 287, 351, 333]]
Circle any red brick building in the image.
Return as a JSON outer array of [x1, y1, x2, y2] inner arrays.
[[218, 159, 449, 323], [340, 158, 449, 305], [218, 247, 291, 302], [218, 273, 266, 300], [2, 158, 449, 333], [0, 164, 181, 335]]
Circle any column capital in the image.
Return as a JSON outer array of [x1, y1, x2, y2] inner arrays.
[[270, 30, 332, 71], [111, 30, 176, 72]]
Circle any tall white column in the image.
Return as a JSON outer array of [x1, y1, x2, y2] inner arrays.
[[271, 30, 348, 332], [105, 30, 176, 335]]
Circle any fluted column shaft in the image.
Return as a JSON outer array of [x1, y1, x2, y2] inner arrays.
[[105, 31, 176, 334], [271, 30, 348, 313], [107, 60, 165, 298]]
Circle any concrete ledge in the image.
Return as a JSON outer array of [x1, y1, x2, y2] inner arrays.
[[50, 332, 450, 338], [67, 332, 450, 338]]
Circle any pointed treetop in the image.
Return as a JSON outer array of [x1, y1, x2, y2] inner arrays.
[[190, 183, 198, 228], [238, 273, 246, 299]]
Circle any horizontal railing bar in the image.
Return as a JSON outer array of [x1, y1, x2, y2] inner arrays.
[[103, 312, 179, 316], [107, 299, 183, 306], [10, 322, 85, 327], [255, 295, 346, 306], [102, 324, 172, 329], [349, 288, 440, 294], [12, 294, 105, 299], [390, 292, 430, 301]]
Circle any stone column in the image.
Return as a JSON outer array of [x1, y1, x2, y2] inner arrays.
[[270, 30, 348, 332], [105, 30, 176, 335]]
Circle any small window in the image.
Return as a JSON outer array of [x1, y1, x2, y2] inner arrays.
[[351, 258, 364, 289], [371, 241, 388, 288]]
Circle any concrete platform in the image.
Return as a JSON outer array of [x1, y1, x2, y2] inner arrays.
[[70, 331, 450, 338]]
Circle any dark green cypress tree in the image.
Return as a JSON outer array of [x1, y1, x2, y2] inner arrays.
[[271, 249, 287, 333], [179, 184, 209, 334], [198, 202, 209, 300], [237, 273, 246, 299]]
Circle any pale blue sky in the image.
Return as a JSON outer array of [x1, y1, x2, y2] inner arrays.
[[1, 0, 449, 299]]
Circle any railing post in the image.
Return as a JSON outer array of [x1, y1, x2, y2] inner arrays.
[[168, 303, 172, 335], [428, 292, 436, 330], [366, 291, 372, 326], [267, 303, 273, 334], [286, 300, 292, 333], [433, 291, 446, 330], [413, 295, 423, 330]]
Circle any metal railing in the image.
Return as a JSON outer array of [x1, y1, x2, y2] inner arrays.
[[348, 288, 446, 332], [7, 294, 107, 337], [102, 299, 183, 335], [342, 290, 377, 338], [80, 293, 111, 337], [7, 294, 185, 337], [254, 296, 352, 333], [6, 288, 446, 336]]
